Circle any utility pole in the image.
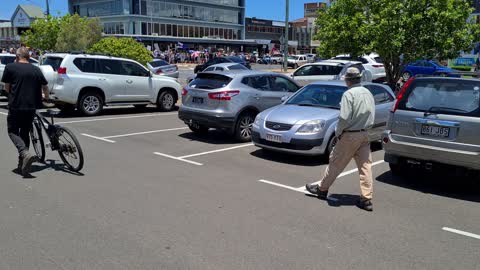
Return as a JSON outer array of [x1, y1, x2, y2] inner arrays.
[[45, 0, 50, 16], [283, 0, 289, 72]]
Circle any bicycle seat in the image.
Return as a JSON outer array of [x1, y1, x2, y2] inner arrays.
[[47, 109, 61, 116]]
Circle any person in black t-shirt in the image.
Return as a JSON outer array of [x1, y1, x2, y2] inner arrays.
[[1, 47, 49, 176]]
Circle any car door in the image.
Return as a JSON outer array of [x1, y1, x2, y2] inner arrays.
[[96, 59, 130, 102], [242, 75, 275, 111], [364, 84, 396, 140], [121, 60, 152, 101], [422, 61, 437, 75]]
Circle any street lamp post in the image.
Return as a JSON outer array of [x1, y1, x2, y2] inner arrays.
[[283, 0, 289, 72]]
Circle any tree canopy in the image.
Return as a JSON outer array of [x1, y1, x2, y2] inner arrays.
[[315, 0, 480, 87], [87, 37, 153, 66], [21, 14, 102, 52]]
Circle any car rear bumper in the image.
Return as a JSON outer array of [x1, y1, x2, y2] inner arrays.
[[383, 131, 480, 170], [178, 108, 235, 129], [251, 131, 325, 156], [162, 71, 180, 78]]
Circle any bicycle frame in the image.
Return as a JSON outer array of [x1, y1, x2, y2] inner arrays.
[[34, 112, 61, 151]]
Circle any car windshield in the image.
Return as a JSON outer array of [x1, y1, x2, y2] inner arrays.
[[401, 80, 480, 116], [149, 60, 169, 67], [432, 60, 447, 67], [286, 84, 347, 109]]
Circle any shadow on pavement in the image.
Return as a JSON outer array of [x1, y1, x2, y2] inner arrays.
[[27, 159, 85, 176], [49, 105, 179, 119], [305, 193, 360, 207], [250, 149, 327, 167], [376, 170, 480, 203], [178, 130, 240, 145]]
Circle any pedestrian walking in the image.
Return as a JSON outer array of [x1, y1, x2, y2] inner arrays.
[[305, 67, 376, 211], [1, 47, 49, 176]]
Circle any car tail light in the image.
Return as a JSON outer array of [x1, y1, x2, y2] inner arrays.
[[372, 64, 384, 68], [57, 67, 67, 74], [155, 69, 163, 75], [391, 77, 414, 113], [181, 88, 188, 96], [208, 90, 240, 100], [383, 137, 389, 144]]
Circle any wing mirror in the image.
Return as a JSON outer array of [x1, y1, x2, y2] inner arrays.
[[281, 95, 289, 102]]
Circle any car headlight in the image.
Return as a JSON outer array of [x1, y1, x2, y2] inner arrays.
[[296, 120, 325, 134], [254, 116, 263, 127]]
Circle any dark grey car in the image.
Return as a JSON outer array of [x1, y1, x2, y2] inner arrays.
[[178, 70, 301, 141]]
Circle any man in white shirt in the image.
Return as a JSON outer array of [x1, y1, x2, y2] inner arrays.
[[306, 67, 376, 211]]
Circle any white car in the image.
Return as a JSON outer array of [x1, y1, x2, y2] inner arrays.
[[290, 60, 373, 86], [40, 53, 182, 116], [0, 54, 39, 96], [331, 53, 385, 80], [270, 54, 284, 64], [287, 55, 308, 69]]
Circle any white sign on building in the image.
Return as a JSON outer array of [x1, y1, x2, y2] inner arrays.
[[12, 9, 31, 28]]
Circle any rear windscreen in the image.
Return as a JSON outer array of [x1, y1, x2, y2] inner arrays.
[[0, 56, 15, 65], [399, 79, 480, 116], [149, 60, 169, 67], [189, 73, 232, 89], [42, 57, 64, 71]]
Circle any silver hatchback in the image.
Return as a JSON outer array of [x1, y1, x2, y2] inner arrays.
[[383, 77, 480, 174], [178, 71, 301, 141], [252, 81, 395, 156]]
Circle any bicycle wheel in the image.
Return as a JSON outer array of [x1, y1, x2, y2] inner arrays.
[[30, 117, 45, 162], [55, 126, 84, 172]]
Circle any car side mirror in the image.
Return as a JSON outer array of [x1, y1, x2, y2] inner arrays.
[[281, 95, 289, 102]]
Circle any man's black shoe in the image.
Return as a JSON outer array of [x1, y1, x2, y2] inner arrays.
[[305, 184, 328, 200], [21, 152, 37, 177], [356, 199, 373, 212]]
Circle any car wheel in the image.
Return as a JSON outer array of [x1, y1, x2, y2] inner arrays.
[[402, 71, 412, 81], [324, 135, 338, 160], [78, 92, 103, 116], [235, 112, 255, 142], [188, 123, 209, 135], [273, 60, 278, 65], [157, 90, 176, 112]]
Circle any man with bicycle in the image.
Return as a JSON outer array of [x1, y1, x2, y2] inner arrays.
[[1, 47, 49, 176]]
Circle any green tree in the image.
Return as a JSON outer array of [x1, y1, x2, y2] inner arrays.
[[315, 0, 480, 87], [55, 14, 102, 51], [87, 37, 153, 65], [21, 15, 60, 51]]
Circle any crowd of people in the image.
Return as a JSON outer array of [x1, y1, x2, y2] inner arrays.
[[151, 49, 257, 64], [1, 46, 41, 60]]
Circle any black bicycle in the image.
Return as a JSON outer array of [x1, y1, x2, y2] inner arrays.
[[30, 109, 84, 172]]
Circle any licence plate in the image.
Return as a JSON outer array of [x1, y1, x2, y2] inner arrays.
[[266, 133, 282, 143], [192, 97, 203, 104], [421, 125, 450, 137]]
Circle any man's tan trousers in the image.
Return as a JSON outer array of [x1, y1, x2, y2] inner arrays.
[[319, 131, 373, 200]]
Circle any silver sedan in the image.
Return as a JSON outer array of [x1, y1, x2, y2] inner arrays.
[[147, 59, 179, 78], [252, 81, 396, 156]]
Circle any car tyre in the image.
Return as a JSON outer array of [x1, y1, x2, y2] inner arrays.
[[157, 90, 176, 112], [324, 135, 337, 161], [273, 60, 278, 65], [235, 112, 256, 142], [78, 92, 103, 116], [189, 123, 209, 135], [402, 71, 412, 81]]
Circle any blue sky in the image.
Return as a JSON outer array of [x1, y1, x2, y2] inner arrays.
[[0, 0, 317, 21]]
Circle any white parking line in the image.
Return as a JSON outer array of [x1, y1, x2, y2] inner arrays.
[[154, 152, 203, 166], [258, 179, 339, 202], [81, 133, 116, 143], [179, 143, 254, 159], [442, 227, 480, 240], [103, 127, 188, 139], [297, 160, 385, 190], [56, 112, 177, 124]]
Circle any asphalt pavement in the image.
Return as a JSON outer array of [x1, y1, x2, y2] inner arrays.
[[0, 65, 479, 269]]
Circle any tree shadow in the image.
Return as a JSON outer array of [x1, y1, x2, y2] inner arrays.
[[376, 170, 480, 203], [177, 130, 240, 145], [48, 105, 179, 119]]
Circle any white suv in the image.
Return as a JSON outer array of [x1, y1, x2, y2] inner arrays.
[[332, 53, 385, 80], [40, 53, 182, 116]]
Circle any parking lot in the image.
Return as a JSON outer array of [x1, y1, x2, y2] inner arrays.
[[0, 67, 479, 269]]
